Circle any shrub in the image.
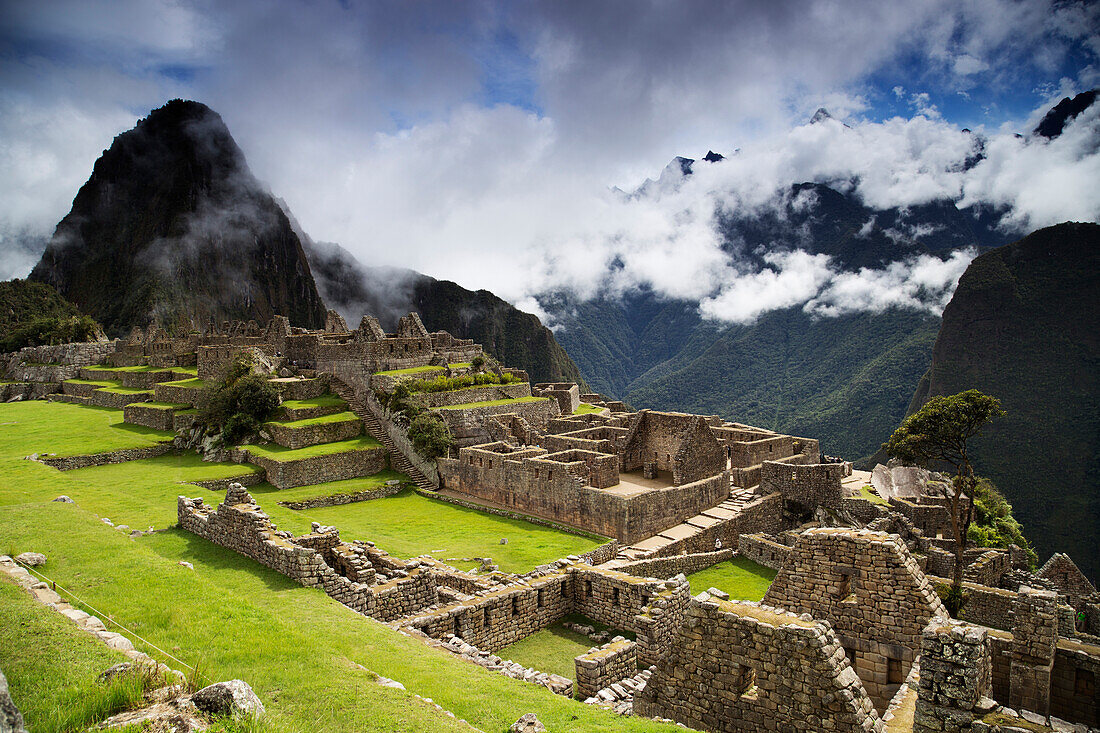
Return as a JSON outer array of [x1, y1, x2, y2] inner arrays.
[[471, 354, 486, 371], [967, 476, 1038, 568], [404, 371, 521, 394], [200, 355, 280, 445], [408, 411, 453, 459], [935, 582, 968, 617], [0, 314, 103, 352]]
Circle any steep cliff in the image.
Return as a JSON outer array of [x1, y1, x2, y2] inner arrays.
[[29, 100, 327, 335]]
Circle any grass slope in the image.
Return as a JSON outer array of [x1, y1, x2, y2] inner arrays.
[[685, 557, 777, 601], [241, 436, 382, 461]]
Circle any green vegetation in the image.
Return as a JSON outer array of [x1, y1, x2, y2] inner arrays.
[[199, 355, 281, 445], [64, 378, 120, 387], [497, 623, 600, 685], [0, 278, 105, 352], [968, 477, 1038, 568], [250, 470, 406, 504], [434, 396, 548, 410], [0, 576, 169, 732], [264, 411, 360, 429], [685, 557, 777, 601], [100, 386, 152, 395], [272, 488, 605, 573], [0, 399, 671, 732], [860, 484, 888, 505], [279, 394, 345, 410], [240, 436, 382, 462], [574, 403, 604, 415], [134, 401, 192, 410], [884, 389, 1005, 613], [373, 365, 445, 377], [407, 411, 453, 459], [405, 371, 523, 394], [160, 377, 208, 389]]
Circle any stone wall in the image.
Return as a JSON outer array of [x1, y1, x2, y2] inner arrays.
[[244, 445, 387, 489], [964, 549, 1010, 586], [1051, 640, 1100, 726], [433, 398, 556, 447], [737, 533, 792, 571], [727, 434, 795, 468], [40, 444, 174, 471], [123, 403, 178, 431], [0, 381, 60, 401], [263, 415, 362, 450], [620, 412, 725, 486], [617, 549, 735, 580], [152, 383, 205, 406], [417, 382, 531, 409], [913, 619, 992, 733], [1010, 587, 1059, 717], [533, 382, 580, 415], [178, 484, 437, 621], [575, 638, 637, 700], [763, 528, 948, 711], [645, 493, 783, 557], [635, 597, 884, 732], [761, 460, 849, 511], [276, 481, 404, 510], [1, 341, 116, 382], [88, 389, 151, 410]]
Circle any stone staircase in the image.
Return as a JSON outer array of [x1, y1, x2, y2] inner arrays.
[[329, 379, 437, 491]]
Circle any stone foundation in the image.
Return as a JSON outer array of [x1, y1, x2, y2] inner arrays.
[[576, 638, 637, 700]]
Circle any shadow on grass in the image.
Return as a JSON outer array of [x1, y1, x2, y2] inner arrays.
[[146, 528, 300, 593]]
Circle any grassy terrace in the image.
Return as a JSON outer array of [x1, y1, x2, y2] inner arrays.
[[240, 436, 382, 462], [250, 470, 407, 503], [497, 624, 598, 686], [860, 484, 888, 505], [132, 401, 192, 410], [63, 378, 121, 387], [99, 386, 153, 395], [85, 364, 199, 376], [0, 400, 676, 732], [686, 557, 777, 601], [433, 396, 548, 411], [574, 403, 604, 415], [157, 377, 207, 389], [373, 365, 445, 377], [264, 411, 360, 428], [279, 394, 346, 410], [264, 488, 606, 573]]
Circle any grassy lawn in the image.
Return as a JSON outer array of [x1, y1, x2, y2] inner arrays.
[[133, 401, 192, 410], [373, 365, 445, 377], [100, 386, 154, 395], [0, 401, 174, 460], [262, 489, 606, 573], [158, 377, 208, 389], [574, 404, 604, 415], [860, 484, 888, 505], [686, 556, 777, 601], [264, 411, 360, 428], [279, 394, 346, 410], [433, 396, 548, 411], [497, 623, 598, 685], [63, 378, 121, 387], [240, 436, 382, 462], [249, 470, 406, 504], [0, 575, 146, 732]]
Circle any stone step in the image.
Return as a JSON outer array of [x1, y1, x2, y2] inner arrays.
[[47, 393, 91, 405], [263, 412, 363, 450]]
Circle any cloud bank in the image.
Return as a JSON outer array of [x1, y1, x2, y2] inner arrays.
[[0, 0, 1097, 325]]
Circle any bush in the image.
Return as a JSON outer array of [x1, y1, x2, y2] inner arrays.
[[408, 411, 453, 459], [967, 477, 1038, 568], [404, 371, 521, 394], [0, 314, 103, 352], [200, 355, 280, 446], [935, 582, 968, 617]]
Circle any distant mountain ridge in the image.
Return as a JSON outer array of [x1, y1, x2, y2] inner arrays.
[[29, 99, 327, 335]]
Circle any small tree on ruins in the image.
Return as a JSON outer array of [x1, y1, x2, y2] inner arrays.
[[883, 389, 1004, 616]]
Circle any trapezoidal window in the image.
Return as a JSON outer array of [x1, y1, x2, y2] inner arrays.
[[537, 588, 545, 608], [511, 596, 520, 616], [584, 579, 593, 598], [837, 571, 856, 603], [887, 657, 904, 685], [612, 587, 620, 606], [1076, 668, 1095, 696]]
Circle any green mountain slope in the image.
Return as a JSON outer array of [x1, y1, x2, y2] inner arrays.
[[0, 279, 82, 330], [899, 222, 1100, 581]]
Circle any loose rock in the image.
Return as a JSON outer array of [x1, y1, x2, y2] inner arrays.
[[191, 679, 265, 717]]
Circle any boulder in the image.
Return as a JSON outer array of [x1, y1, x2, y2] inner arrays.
[[191, 679, 264, 717], [510, 712, 546, 732], [52, 495, 74, 503], [14, 552, 45, 567], [0, 667, 28, 733]]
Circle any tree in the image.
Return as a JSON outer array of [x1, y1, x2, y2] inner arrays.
[[883, 389, 1005, 615]]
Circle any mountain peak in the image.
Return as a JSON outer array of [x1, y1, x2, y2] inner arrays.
[[1033, 89, 1097, 139], [702, 150, 725, 163], [810, 107, 833, 124]]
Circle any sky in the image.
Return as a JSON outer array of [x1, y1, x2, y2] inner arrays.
[[1, 0, 1098, 323]]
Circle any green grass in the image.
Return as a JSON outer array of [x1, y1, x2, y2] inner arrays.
[[279, 395, 346, 410], [574, 404, 604, 415], [63, 378, 120, 388], [85, 364, 197, 376], [433, 396, 548, 411], [448, 363, 472, 369], [240, 436, 382, 462], [262, 488, 605, 573], [157, 377, 207, 389], [131, 401, 191, 410], [264, 411, 360, 429], [373, 365, 446, 377], [497, 622, 600, 685], [0, 402, 174, 461], [249, 470, 407, 504], [100, 387, 154, 395], [686, 557, 777, 601], [860, 484, 888, 505], [0, 575, 157, 732]]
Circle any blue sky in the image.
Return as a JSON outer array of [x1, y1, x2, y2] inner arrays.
[[0, 0, 1097, 305]]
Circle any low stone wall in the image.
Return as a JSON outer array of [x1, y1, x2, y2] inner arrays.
[[277, 482, 403, 510], [926, 575, 1018, 631], [415, 488, 613, 544], [40, 444, 174, 471], [635, 597, 884, 732], [575, 638, 637, 700], [617, 549, 735, 580], [646, 492, 784, 557], [433, 398, 556, 447], [417, 382, 530, 408], [152, 383, 204, 406], [965, 549, 1010, 586], [245, 445, 387, 490], [369, 368, 445, 393], [840, 496, 889, 524], [173, 411, 199, 432], [187, 472, 265, 492], [264, 415, 362, 450], [1, 341, 116, 382], [178, 484, 437, 621], [1052, 640, 1100, 726], [271, 377, 327, 401], [737, 533, 792, 571], [89, 389, 151, 409], [123, 403, 178, 431], [0, 382, 59, 401]]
